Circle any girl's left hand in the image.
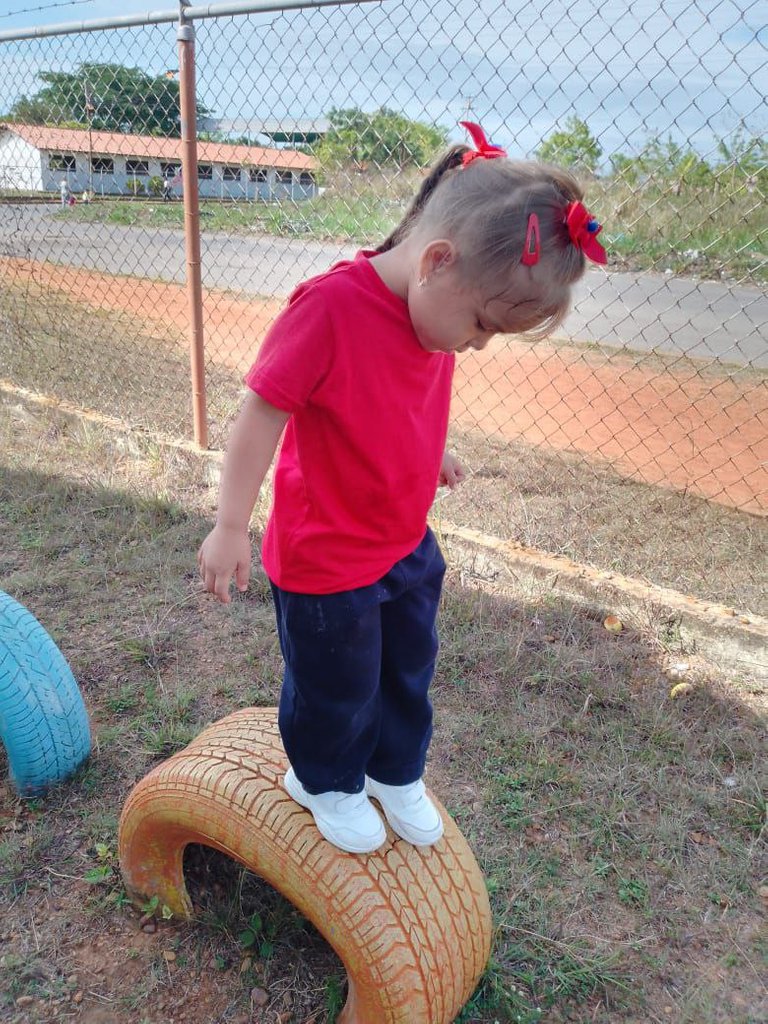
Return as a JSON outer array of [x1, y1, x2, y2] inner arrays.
[[439, 451, 467, 489]]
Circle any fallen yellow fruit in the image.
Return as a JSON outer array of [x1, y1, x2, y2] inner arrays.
[[603, 615, 623, 633], [670, 682, 694, 699]]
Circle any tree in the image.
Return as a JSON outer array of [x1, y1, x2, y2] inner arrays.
[[314, 107, 448, 170], [635, 136, 714, 188], [6, 63, 209, 137], [609, 152, 641, 186], [716, 127, 767, 190], [536, 116, 602, 175]]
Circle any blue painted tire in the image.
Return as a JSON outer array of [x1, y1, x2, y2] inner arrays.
[[0, 590, 91, 797]]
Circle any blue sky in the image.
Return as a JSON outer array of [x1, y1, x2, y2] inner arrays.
[[1, 0, 765, 163]]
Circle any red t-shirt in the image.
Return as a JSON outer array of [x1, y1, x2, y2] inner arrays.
[[245, 251, 455, 594]]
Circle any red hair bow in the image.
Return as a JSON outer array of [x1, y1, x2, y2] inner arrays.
[[459, 121, 507, 166], [565, 201, 607, 265]]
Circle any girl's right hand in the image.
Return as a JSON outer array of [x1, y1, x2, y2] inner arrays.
[[197, 525, 252, 604]]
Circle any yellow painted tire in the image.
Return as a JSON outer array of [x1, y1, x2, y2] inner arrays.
[[118, 707, 492, 1024]]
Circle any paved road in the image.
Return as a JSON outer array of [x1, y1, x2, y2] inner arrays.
[[2, 203, 766, 368]]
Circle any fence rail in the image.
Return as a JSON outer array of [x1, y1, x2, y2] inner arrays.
[[0, 0, 765, 610], [0, 0, 381, 40]]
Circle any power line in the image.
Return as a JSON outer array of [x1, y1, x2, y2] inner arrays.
[[0, 0, 98, 21]]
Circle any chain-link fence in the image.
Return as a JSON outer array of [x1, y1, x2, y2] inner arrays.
[[0, 0, 765, 611]]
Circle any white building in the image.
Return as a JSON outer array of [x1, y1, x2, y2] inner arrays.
[[0, 123, 318, 201]]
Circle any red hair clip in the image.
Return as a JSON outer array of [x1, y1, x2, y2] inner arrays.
[[459, 121, 507, 166], [564, 201, 607, 265], [521, 213, 540, 266]]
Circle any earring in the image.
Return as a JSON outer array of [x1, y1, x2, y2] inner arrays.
[[417, 276, 427, 288]]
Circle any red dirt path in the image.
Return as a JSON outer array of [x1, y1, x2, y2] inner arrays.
[[3, 259, 766, 515]]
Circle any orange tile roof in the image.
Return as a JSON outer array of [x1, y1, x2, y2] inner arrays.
[[0, 123, 316, 170]]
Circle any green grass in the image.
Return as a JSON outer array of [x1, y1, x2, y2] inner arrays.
[[593, 178, 767, 283], [51, 168, 768, 282], [70, 191, 396, 244]]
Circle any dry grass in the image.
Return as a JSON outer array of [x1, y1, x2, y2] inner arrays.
[[1, 277, 765, 616], [439, 430, 767, 617], [0, 394, 766, 1024], [0, 273, 241, 440]]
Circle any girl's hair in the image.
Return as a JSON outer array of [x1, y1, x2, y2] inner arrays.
[[376, 143, 587, 338]]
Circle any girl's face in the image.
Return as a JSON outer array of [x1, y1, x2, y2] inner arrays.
[[408, 268, 498, 354], [406, 240, 554, 354]]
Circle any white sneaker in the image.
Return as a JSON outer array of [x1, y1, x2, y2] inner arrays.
[[283, 767, 386, 854], [365, 776, 444, 847]]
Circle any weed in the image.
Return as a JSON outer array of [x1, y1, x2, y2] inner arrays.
[[736, 787, 766, 837], [323, 975, 346, 1022], [591, 857, 613, 879], [120, 636, 161, 667], [617, 877, 651, 909], [509, 931, 630, 1008], [140, 895, 174, 920], [139, 719, 200, 757], [105, 685, 141, 713], [456, 959, 537, 1022], [83, 841, 116, 884], [238, 911, 277, 959], [0, 396, 765, 1024]]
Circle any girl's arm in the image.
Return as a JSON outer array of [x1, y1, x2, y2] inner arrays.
[[198, 391, 290, 603], [439, 451, 467, 489]]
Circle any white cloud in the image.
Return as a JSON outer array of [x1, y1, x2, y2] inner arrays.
[[1, 0, 764, 162]]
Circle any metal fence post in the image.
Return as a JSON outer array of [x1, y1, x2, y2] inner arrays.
[[0, 0, 764, 567], [178, 0, 208, 449]]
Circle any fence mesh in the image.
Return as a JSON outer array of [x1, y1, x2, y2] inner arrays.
[[0, 0, 765, 612]]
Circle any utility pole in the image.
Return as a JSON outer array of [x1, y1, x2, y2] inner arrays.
[[84, 80, 95, 194]]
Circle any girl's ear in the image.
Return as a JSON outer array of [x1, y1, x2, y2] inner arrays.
[[418, 239, 456, 283]]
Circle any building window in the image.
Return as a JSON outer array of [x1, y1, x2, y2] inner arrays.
[[49, 153, 76, 172], [126, 158, 149, 175], [198, 164, 213, 180], [160, 161, 180, 178], [299, 172, 315, 187], [249, 168, 267, 183], [91, 157, 114, 174], [276, 170, 293, 185], [222, 165, 242, 181]]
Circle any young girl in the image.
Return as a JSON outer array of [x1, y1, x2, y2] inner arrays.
[[198, 122, 606, 854]]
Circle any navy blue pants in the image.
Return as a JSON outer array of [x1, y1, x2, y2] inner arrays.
[[270, 528, 446, 795]]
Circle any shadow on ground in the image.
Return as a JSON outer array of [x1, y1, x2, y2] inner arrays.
[[0, 456, 765, 1024]]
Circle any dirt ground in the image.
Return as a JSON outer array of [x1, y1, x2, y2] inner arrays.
[[1, 390, 766, 1024], [3, 257, 765, 514]]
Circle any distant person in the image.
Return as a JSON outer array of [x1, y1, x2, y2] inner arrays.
[[162, 177, 174, 202], [198, 122, 607, 854], [81, 189, 91, 204], [59, 179, 69, 207]]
